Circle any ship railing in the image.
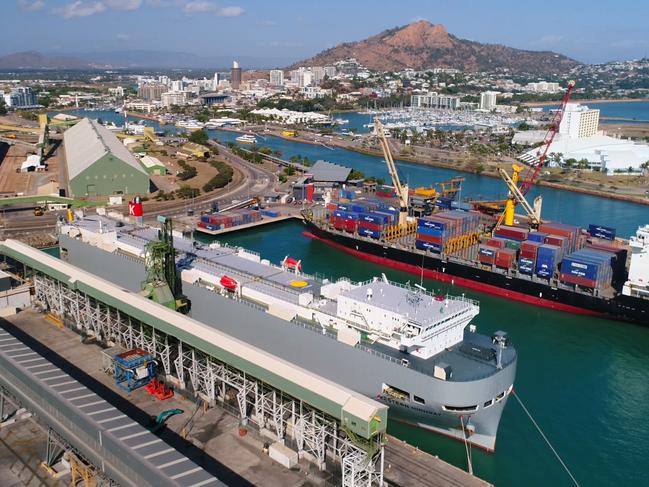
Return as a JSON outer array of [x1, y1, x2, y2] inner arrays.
[[350, 277, 480, 307]]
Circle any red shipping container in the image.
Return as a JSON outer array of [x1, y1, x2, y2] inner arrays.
[[359, 221, 382, 231], [545, 235, 568, 249], [495, 248, 516, 268], [479, 255, 495, 265], [326, 203, 338, 210], [560, 273, 597, 289], [487, 238, 506, 248], [521, 241, 541, 254], [333, 217, 346, 230], [520, 249, 538, 259], [344, 220, 357, 232], [417, 234, 443, 244], [494, 225, 529, 241]]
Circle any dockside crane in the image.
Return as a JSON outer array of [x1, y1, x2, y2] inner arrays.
[[500, 80, 576, 227], [374, 118, 409, 226]]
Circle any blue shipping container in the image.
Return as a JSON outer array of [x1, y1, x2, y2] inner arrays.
[[417, 226, 444, 237], [588, 224, 616, 241], [418, 218, 447, 230], [480, 247, 496, 257], [527, 232, 547, 243], [359, 228, 381, 239], [415, 240, 442, 252], [560, 258, 600, 280], [519, 257, 534, 274], [359, 212, 388, 224]]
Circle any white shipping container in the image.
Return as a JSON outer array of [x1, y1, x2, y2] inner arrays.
[[268, 442, 298, 469]]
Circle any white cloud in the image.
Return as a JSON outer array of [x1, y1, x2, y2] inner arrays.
[[53, 1, 106, 18], [17, 0, 45, 11], [182, 2, 243, 16], [183, 0, 216, 13], [104, 0, 142, 9], [260, 20, 276, 26], [218, 5, 243, 17]]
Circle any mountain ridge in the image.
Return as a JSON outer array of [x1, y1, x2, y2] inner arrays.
[[292, 21, 579, 75]]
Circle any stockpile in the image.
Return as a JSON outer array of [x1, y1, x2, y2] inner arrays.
[[198, 209, 262, 231], [560, 248, 615, 289], [417, 210, 481, 254], [327, 198, 400, 238]]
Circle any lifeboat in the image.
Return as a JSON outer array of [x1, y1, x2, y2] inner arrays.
[[220, 275, 238, 291], [283, 256, 302, 271]]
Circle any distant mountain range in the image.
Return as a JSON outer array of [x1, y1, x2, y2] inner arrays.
[[0, 50, 293, 70], [293, 21, 579, 75]]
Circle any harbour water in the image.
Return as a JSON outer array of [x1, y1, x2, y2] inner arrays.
[[60, 109, 649, 485], [209, 219, 649, 487], [543, 100, 649, 123]]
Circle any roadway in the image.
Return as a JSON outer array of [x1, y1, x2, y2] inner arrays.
[[0, 142, 279, 238]]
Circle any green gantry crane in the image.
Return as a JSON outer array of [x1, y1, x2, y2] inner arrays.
[[141, 215, 188, 311]]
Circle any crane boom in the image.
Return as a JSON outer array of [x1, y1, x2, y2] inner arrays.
[[519, 80, 576, 195], [374, 118, 409, 226]]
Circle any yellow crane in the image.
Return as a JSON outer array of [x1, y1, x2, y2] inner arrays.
[[374, 118, 409, 227], [499, 163, 542, 227]]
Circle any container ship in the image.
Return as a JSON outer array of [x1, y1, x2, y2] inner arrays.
[[57, 213, 517, 452], [303, 201, 649, 324]]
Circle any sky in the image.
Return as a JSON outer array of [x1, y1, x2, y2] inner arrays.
[[2, 0, 649, 65]]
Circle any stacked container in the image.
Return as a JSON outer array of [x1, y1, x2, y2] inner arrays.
[[518, 240, 541, 275], [535, 244, 561, 279], [588, 224, 616, 241], [494, 225, 529, 242], [417, 210, 481, 254], [495, 248, 517, 269], [538, 222, 581, 254], [560, 248, 615, 290], [197, 209, 262, 231]]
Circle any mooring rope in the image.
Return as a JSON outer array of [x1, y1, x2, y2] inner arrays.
[[513, 390, 580, 487]]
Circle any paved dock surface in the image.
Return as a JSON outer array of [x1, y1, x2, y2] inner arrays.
[[384, 436, 492, 487], [3, 309, 492, 487]]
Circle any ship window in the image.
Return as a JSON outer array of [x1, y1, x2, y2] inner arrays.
[[413, 395, 425, 405], [483, 399, 493, 408], [495, 391, 505, 402], [382, 383, 409, 401], [442, 404, 478, 412]]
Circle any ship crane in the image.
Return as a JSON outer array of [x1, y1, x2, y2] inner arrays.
[[374, 118, 409, 226], [501, 80, 576, 227]]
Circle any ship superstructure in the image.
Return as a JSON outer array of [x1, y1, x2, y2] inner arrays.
[[623, 224, 649, 299], [58, 214, 516, 451]]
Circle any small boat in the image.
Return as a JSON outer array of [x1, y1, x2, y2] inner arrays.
[[235, 134, 257, 144], [220, 275, 238, 291]]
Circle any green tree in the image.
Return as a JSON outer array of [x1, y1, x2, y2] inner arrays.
[[189, 129, 209, 146], [0, 99, 6, 115]]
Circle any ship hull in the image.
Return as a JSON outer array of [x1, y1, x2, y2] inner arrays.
[[303, 222, 649, 325], [59, 234, 515, 452]]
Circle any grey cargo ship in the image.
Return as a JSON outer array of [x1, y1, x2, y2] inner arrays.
[[58, 215, 517, 451]]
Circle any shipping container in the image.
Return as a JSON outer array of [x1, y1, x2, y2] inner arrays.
[[478, 245, 497, 265], [495, 248, 517, 269], [519, 257, 535, 275], [415, 239, 442, 252], [527, 232, 547, 243], [494, 225, 529, 242], [535, 244, 561, 279], [588, 224, 616, 241], [359, 228, 382, 239]]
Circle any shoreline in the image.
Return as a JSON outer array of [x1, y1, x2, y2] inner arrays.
[[232, 127, 649, 207], [524, 98, 649, 107]]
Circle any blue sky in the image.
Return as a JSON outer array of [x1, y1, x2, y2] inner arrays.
[[2, 0, 649, 64]]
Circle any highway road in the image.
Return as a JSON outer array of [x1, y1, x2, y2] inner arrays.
[[0, 142, 280, 238]]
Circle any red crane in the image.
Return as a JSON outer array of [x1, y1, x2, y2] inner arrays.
[[518, 80, 576, 196]]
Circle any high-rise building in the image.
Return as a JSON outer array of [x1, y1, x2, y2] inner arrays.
[[231, 61, 242, 90], [324, 66, 337, 78], [212, 72, 224, 90], [171, 80, 184, 92], [410, 92, 460, 110], [2, 86, 38, 108], [298, 71, 313, 88], [559, 103, 600, 139], [161, 91, 188, 108], [137, 83, 167, 101], [269, 69, 284, 87], [311, 66, 326, 85], [479, 91, 498, 111]]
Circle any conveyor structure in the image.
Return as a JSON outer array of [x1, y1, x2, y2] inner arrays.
[[0, 323, 224, 487], [0, 239, 388, 486]]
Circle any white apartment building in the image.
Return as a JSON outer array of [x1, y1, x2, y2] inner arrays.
[[161, 91, 188, 108], [298, 71, 313, 88], [411, 92, 460, 110], [269, 70, 284, 87], [311, 66, 326, 85], [524, 81, 561, 93], [300, 86, 333, 99], [559, 103, 600, 139], [324, 66, 337, 78], [479, 91, 498, 111], [171, 80, 184, 92]]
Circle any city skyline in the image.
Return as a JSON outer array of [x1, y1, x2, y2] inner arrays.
[[2, 0, 649, 65]]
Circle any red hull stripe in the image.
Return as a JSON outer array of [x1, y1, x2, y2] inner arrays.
[[303, 231, 604, 318]]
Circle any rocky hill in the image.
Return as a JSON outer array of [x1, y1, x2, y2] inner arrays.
[[294, 21, 578, 75]]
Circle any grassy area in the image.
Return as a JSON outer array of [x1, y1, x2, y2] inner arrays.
[[0, 195, 105, 208]]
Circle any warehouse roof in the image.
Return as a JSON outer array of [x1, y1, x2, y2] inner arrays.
[[64, 118, 148, 180], [309, 160, 352, 182]]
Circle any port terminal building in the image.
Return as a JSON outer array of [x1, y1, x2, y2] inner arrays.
[[64, 118, 150, 197]]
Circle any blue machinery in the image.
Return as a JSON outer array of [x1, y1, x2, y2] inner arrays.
[[113, 348, 157, 392]]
